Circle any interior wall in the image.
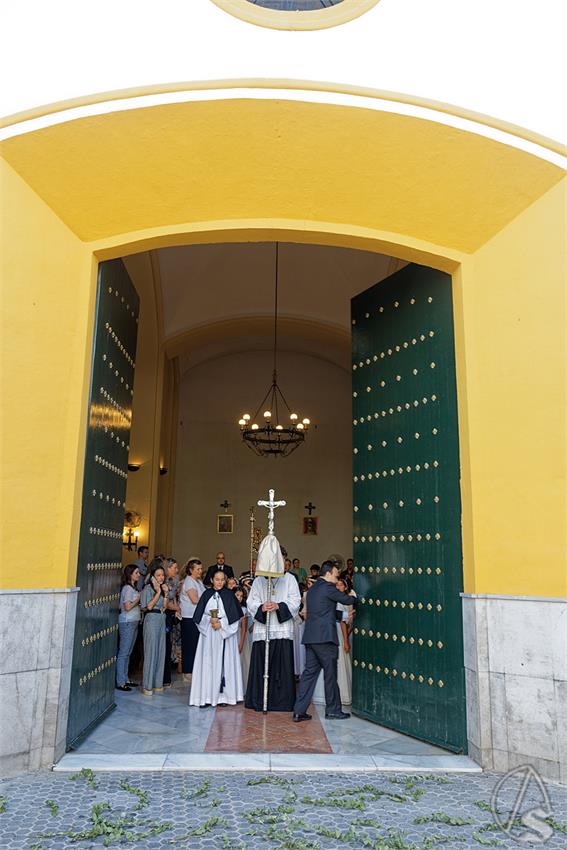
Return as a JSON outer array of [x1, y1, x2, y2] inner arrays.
[[172, 351, 352, 573]]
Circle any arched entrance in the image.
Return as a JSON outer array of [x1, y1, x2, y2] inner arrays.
[[1, 87, 565, 775]]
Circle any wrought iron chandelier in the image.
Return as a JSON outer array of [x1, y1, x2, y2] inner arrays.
[[238, 243, 311, 457]]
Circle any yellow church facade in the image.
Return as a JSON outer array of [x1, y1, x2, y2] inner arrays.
[[1, 1, 566, 781]]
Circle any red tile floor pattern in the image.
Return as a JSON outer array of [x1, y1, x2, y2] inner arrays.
[[205, 704, 333, 753]]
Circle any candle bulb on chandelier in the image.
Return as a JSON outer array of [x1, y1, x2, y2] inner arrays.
[[236, 243, 311, 457]]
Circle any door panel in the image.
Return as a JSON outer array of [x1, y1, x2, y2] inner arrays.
[[351, 263, 466, 753], [67, 259, 139, 748]]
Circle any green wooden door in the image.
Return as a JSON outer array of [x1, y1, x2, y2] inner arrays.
[[351, 263, 467, 753], [67, 260, 139, 748]]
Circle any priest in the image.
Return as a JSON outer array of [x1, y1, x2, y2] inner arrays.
[[189, 570, 244, 707], [245, 533, 301, 711]]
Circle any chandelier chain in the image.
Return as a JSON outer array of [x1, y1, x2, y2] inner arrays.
[[273, 241, 279, 379]]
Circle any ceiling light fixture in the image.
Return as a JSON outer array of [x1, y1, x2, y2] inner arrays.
[[238, 243, 311, 457]]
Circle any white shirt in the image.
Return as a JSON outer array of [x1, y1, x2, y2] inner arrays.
[[180, 576, 205, 618], [119, 584, 141, 623]]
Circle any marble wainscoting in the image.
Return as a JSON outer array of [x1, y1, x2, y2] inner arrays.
[[462, 593, 567, 785], [0, 587, 78, 778]]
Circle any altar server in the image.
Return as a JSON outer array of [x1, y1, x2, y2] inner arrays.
[[189, 571, 244, 707]]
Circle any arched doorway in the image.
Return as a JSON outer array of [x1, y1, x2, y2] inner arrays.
[[1, 87, 565, 773]]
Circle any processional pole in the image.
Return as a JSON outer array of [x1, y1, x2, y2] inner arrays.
[[249, 506, 255, 573], [256, 488, 286, 715]]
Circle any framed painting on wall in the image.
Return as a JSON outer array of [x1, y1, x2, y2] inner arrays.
[[217, 514, 234, 534], [302, 516, 318, 535]]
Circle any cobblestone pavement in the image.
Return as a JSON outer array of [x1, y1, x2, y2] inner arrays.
[[1, 769, 566, 850]]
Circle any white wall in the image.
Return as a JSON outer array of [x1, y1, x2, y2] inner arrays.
[[2, 1, 566, 142], [172, 350, 352, 574]]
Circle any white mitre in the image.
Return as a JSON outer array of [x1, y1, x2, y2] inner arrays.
[[255, 533, 284, 577]]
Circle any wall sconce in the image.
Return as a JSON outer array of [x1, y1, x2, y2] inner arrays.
[[123, 510, 142, 551], [159, 466, 168, 476], [128, 463, 141, 472]]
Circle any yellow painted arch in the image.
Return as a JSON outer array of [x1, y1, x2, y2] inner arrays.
[[1, 87, 565, 597], [1, 96, 564, 251]]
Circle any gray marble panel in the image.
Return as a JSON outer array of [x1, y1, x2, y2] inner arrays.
[[486, 598, 561, 680], [54, 753, 167, 771], [505, 673, 558, 762], [0, 588, 77, 779], [271, 754, 375, 772], [491, 748, 510, 773], [555, 680, 567, 766], [489, 671, 508, 752], [506, 749, 560, 783], [464, 666, 480, 749], [462, 595, 477, 672], [1, 669, 45, 757], [551, 606, 567, 681]]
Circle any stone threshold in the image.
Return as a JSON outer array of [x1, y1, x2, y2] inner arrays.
[[53, 752, 481, 773]]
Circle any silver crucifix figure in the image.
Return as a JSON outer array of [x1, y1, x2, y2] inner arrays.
[[256, 488, 286, 713], [257, 488, 286, 535]]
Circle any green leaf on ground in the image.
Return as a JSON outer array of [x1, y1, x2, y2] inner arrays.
[[39, 799, 172, 845], [181, 778, 210, 800], [414, 811, 474, 826], [247, 776, 293, 786], [301, 794, 366, 810], [68, 767, 97, 789], [473, 801, 492, 811], [119, 779, 148, 810], [545, 817, 567, 835], [472, 831, 504, 846]]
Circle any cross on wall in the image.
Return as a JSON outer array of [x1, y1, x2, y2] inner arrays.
[[304, 501, 317, 516]]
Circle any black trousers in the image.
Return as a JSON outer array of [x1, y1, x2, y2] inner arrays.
[[181, 617, 200, 674], [293, 642, 342, 716]]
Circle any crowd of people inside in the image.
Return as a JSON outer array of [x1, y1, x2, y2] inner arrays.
[[117, 547, 357, 712]]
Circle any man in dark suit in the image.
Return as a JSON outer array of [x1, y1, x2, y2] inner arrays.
[[204, 551, 235, 586], [293, 560, 357, 722]]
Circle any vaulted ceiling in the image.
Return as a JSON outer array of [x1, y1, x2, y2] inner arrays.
[[155, 241, 402, 371]]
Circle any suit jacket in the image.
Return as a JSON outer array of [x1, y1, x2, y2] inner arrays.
[[204, 563, 235, 586], [302, 578, 357, 646]]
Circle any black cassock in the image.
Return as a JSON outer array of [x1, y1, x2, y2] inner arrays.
[[245, 637, 296, 712], [244, 574, 299, 711]]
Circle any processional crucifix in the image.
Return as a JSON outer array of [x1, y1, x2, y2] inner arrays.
[[257, 488, 286, 713]]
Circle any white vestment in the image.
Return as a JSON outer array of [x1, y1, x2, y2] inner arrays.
[[189, 593, 244, 707], [247, 574, 301, 641]]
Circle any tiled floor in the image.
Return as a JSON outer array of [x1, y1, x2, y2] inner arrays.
[[65, 675, 480, 773], [205, 703, 333, 753]]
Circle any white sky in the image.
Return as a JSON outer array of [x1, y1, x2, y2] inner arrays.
[[1, 0, 566, 143]]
